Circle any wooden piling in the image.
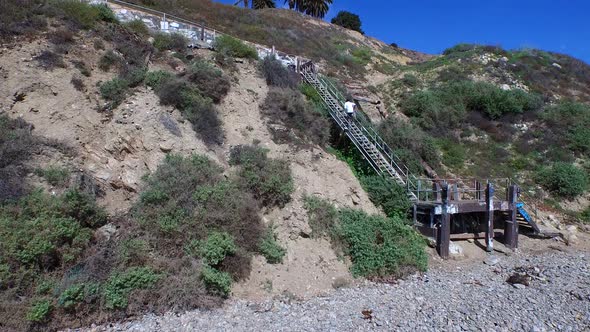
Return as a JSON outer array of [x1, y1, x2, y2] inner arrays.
[[485, 182, 494, 252], [475, 181, 482, 201], [437, 184, 451, 259], [504, 185, 519, 249], [433, 182, 442, 202]]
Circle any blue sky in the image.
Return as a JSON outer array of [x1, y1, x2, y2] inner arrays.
[[214, 0, 590, 63]]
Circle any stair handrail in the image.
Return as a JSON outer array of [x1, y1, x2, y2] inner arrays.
[[508, 178, 540, 221], [311, 71, 411, 183]]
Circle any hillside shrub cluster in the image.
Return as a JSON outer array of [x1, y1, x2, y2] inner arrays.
[[0, 116, 38, 202], [0, 189, 107, 329], [260, 56, 299, 89], [377, 119, 440, 173], [329, 142, 413, 220], [401, 81, 543, 130], [260, 61, 331, 147], [304, 196, 427, 278], [229, 145, 294, 207], [132, 150, 292, 299], [214, 35, 258, 59], [153, 32, 187, 52], [541, 101, 590, 156], [150, 59, 231, 146], [535, 162, 588, 198]]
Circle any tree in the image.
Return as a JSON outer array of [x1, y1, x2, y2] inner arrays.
[[234, 0, 276, 9], [253, 0, 276, 9], [331, 10, 363, 34], [283, 0, 332, 18]]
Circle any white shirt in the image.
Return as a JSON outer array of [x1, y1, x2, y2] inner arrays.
[[344, 101, 355, 114]]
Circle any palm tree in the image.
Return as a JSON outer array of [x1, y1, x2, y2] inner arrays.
[[253, 0, 276, 9], [284, 0, 303, 11], [283, 0, 332, 18], [303, 0, 332, 18], [235, 0, 276, 9]]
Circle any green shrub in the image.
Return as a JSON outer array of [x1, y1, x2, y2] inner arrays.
[[156, 79, 223, 145], [104, 267, 160, 309], [100, 78, 128, 108], [261, 87, 331, 146], [437, 139, 466, 169], [260, 56, 298, 89], [153, 32, 187, 51], [299, 83, 323, 107], [185, 60, 231, 103], [0, 189, 104, 271], [145, 70, 174, 90], [350, 47, 372, 66], [535, 162, 588, 198], [119, 238, 150, 264], [214, 35, 258, 59], [52, 0, 100, 29], [95, 4, 118, 23], [402, 73, 419, 87], [581, 207, 590, 224], [26, 299, 52, 322], [120, 66, 147, 88], [35, 165, 70, 187], [258, 228, 286, 264], [125, 19, 149, 36], [135, 153, 264, 256], [377, 119, 440, 172], [229, 145, 294, 207], [57, 283, 99, 309], [200, 265, 232, 297], [542, 101, 590, 156], [98, 50, 122, 71], [200, 232, 237, 266], [303, 195, 340, 239], [35, 279, 55, 295], [401, 81, 543, 127], [360, 175, 411, 220], [337, 209, 427, 278]]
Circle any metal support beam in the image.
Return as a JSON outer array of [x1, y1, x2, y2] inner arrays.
[[485, 182, 494, 252], [437, 184, 451, 259], [200, 22, 205, 41], [504, 185, 519, 249]]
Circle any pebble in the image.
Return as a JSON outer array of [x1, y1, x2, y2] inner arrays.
[[71, 252, 590, 332]]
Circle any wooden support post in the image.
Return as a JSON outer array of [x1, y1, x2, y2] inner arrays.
[[433, 182, 442, 202], [504, 185, 519, 249], [485, 182, 495, 252], [437, 184, 451, 259], [475, 181, 482, 201], [417, 180, 422, 201], [452, 183, 459, 201]]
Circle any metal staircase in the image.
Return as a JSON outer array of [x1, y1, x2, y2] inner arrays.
[[301, 66, 418, 201], [301, 66, 545, 235]]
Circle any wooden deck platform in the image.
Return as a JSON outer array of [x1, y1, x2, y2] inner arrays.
[[412, 182, 519, 259]]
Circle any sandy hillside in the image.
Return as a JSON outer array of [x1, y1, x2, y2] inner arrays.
[[1, 37, 380, 299]]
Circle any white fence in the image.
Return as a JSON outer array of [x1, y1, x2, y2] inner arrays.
[[85, 0, 307, 69]]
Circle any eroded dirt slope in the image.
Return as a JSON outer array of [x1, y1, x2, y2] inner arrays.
[[1, 38, 379, 299]]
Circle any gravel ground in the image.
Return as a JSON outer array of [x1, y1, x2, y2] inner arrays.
[[81, 251, 590, 332]]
